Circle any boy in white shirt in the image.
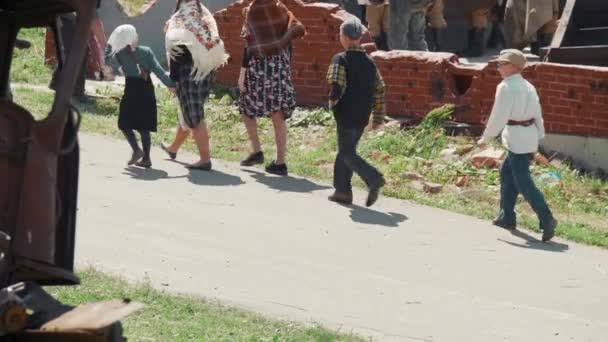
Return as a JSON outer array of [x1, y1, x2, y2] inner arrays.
[[478, 49, 557, 242]]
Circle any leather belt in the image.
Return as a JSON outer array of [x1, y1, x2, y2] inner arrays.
[[507, 119, 535, 127]]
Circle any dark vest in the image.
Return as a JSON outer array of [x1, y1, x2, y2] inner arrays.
[[332, 50, 378, 128]]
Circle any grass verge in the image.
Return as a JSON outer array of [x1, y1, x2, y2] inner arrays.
[[46, 268, 364, 341]]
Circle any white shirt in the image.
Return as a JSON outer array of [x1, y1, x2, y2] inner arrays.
[[480, 74, 546, 154]]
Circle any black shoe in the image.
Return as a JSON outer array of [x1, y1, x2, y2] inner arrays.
[[328, 191, 353, 205], [161, 142, 177, 160], [241, 151, 264, 166], [542, 217, 558, 242], [265, 161, 288, 176], [186, 161, 212, 171], [366, 178, 386, 207], [135, 159, 152, 168], [492, 219, 516, 230]]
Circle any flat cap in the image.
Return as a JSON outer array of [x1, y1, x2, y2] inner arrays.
[[340, 17, 365, 40], [494, 49, 527, 69]]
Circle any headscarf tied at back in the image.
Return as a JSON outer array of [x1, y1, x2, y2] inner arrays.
[[107, 24, 138, 55], [165, 0, 229, 81], [242, 0, 306, 57]]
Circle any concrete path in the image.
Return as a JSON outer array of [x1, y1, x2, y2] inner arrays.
[[76, 134, 608, 342]]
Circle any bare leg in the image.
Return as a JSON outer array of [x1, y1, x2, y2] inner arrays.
[[242, 114, 262, 153], [270, 111, 287, 165], [166, 125, 190, 153], [189, 121, 211, 165]]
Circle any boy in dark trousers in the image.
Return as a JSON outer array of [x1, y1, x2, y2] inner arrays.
[[326, 17, 386, 207]]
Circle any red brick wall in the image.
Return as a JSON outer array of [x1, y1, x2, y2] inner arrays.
[[216, 1, 608, 138], [214, 0, 371, 106]]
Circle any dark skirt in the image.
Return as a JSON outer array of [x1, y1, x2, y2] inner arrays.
[[239, 48, 296, 119], [176, 64, 214, 129], [119, 77, 157, 132]]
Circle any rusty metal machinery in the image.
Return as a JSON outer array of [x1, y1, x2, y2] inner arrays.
[[1, 1, 142, 340]]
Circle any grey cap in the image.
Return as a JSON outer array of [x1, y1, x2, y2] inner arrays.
[[340, 17, 365, 40]]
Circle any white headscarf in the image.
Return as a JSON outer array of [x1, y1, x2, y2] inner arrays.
[[107, 24, 138, 56], [165, 0, 229, 81]]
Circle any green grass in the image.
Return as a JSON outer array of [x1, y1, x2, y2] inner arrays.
[[117, 0, 149, 16], [46, 269, 364, 341], [12, 85, 608, 248], [11, 28, 53, 84]]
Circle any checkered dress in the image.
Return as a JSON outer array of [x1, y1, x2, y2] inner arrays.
[[176, 64, 215, 128]]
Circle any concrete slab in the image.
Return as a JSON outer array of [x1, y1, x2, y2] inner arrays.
[[75, 133, 608, 342]]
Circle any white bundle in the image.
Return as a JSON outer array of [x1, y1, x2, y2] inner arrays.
[[165, 1, 229, 81]]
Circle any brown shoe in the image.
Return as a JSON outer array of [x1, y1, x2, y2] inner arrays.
[[328, 191, 353, 205]]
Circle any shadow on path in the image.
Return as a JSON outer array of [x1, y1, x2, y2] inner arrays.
[[123, 166, 168, 181], [173, 161, 245, 186], [348, 205, 408, 228], [498, 229, 569, 253], [243, 169, 331, 193], [124, 163, 244, 187]]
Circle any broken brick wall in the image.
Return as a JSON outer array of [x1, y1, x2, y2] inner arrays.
[[373, 51, 608, 138], [215, 0, 608, 138]]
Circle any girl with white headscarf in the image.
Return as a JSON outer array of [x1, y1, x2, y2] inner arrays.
[[105, 24, 175, 168], [160, 0, 228, 171]]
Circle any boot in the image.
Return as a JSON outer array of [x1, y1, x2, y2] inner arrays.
[[530, 40, 541, 56], [487, 23, 505, 49], [463, 28, 485, 58], [374, 31, 390, 51], [531, 32, 553, 56]]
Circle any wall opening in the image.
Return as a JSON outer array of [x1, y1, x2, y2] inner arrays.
[[451, 74, 473, 97]]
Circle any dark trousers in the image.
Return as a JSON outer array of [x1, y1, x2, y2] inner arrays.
[[497, 152, 553, 227], [122, 129, 151, 161], [333, 125, 383, 193]]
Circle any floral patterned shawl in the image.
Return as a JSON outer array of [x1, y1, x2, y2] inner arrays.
[[165, 0, 229, 81]]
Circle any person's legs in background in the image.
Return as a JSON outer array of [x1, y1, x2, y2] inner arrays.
[[463, 8, 489, 57], [367, 4, 389, 51], [426, 0, 446, 51], [407, 10, 429, 51]]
